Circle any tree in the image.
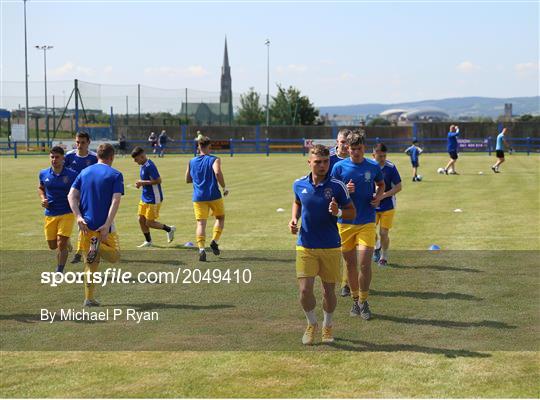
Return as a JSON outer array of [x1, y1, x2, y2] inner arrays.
[[236, 87, 264, 125], [367, 117, 391, 127], [269, 85, 319, 125]]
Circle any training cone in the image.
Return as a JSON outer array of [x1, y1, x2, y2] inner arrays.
[[276, 208, 284, 212], [429, 244, 441, 251], [184, 241, 195, 248]]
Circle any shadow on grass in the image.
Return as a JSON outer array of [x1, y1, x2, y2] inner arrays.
[[118, 258, 186, 266], [109, 302, 236, 312], [371, 289, 483, 301], [330, 337, 491, 358], [374, 313, 517, 329], [390, 263, 483, 273]]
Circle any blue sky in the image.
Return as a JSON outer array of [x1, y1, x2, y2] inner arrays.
[[1, 0, 539, 107]]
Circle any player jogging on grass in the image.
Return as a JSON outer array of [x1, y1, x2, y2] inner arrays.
[[444, 125, 460, 175], [185, 135, 228, 262], [372, 143, 402, 267], [404, 140, 423, 182], [329, 128, 350, 171], [68, 143, 123, 307], [331, 130, 385, 320], [65, 131, 98, 264], [492, 128, 512, 173], [290, 144, 355, 345], [38, 146, 78, 273], [131, 146, 176, 247]]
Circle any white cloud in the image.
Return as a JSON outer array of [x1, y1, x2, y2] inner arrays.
[[143, 65, 209, 78], [50, 61, 95, 78], [456, 61, 480, 73], [514, 62, 539, 78]]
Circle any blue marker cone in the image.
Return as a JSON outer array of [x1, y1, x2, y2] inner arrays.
[[184, 241, 194, 248], [429, 244, 441, 251]]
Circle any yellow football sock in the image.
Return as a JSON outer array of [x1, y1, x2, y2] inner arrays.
[[196, 235, 206, 249], [84, 263, 99, 300], [351, 289, 359, 300], [212, 227, 223, 242], [360, 290, 369, 303]]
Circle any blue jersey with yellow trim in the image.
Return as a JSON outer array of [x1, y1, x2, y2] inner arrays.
[[331, 157, 384, 225], [140, 159, 163, 204], [294, 173, 351, 249], [39, 166, 78, 216], [72, 163, 124, 231], [189, 154, 222, 202], [64, 150, 98, 175], [376, 160, 401, 212]]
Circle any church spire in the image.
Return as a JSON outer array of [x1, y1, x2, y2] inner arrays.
[[223, 36, 230, 68], [220, 36, 233, 124]]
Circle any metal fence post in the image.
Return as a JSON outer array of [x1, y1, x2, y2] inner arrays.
[[302, 138, 306, 156], [255, 125, 260, 152], [527, 137, 531, 155], [14, 142, 17, 158], [487, 136, 492, 156], [266, 138, 270, 157], [230, 138, 234, 157]]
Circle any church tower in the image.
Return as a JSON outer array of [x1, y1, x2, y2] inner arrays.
[[220, 37, 233, 124]]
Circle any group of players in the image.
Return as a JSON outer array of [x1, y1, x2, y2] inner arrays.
[[38, 132, 228, 306]]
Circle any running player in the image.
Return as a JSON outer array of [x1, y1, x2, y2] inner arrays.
[[38, 146, 78, 273], [404, 140, 423, 182], [68, 143, 123, 307], [492, 128, 511, 173], [131, 146, 176, 247], [148, 131, 158, 156], [65, 131, 98, 264], [372, 143, 402, 266], [444, 125, 460, 175], [185, 135, 228, 261], [331, 130, 385, 320], [290, 144, 355, 345], [329, 129, 350, 171]]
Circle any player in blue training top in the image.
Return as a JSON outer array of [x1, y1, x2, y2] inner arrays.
[[186, 135, 228, 262], [38, 146, 78, 273], [68, 143, 124, 307], [404, 139, 423, 182], [329, 128, 350, 171], [65, 132, 98, 264], [492, 127, 512, 173], [131, 146, 176, 247], [372, 143, 402, 267], [290, 144, 355, 345], [444, 124, 460, 175], [331, 129, 385, 321]]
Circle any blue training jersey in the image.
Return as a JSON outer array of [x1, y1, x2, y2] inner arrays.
[[405, 145, 421, 162], [39, 166, 78, 216], [140, 159, 163, 204], [294, 173, 351, 249], [64, 150, 98, 175], [189, 154, 222, 202], [447, 131, 460, 152], [331, 157, 384, 225], [496, 132, 505, 151], [329, 146, 347, 171], [72, 163, 124, 231], [376, 161, 402, 212]]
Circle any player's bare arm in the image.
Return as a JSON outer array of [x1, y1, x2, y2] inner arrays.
[[135, 177, 162, 188], [381, 182, 402, 200], [212, 157, 228, 196], [289, 200, 301, 234], [38, 184, 49, 208], [185, 163, 193, 183], [68, 187, 88, 234], [371, 179, 386, 207], [329, 197, 355, 220]]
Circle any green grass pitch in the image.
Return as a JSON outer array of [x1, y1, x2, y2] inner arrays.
[[0, 152, 539, 397]]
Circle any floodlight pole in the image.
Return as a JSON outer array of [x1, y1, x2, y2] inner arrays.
[[23, 0, 30, 145], [265, 39, 270, 128], [36, 45, 53, 144]]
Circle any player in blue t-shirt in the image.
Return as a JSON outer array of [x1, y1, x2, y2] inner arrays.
[[444, 125, 460, 175], [372, 143, 402, 267], [331, 130, 385, 320], [492, 128, 511, 173], [65, 132, 98, 264], [186, 135, 228, 261], [404, 140, 423, 182], [290, 144, 355, 345], [131, 146, 175, 247], [329, 129, 350, 171], [38, 146, 78, 273], [68, 143, 124, 307]]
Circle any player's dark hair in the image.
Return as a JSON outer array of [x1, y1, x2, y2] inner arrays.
[[50, 146, 65, 156], [347, 130, 366, 146], [412, 139, 419, 144], [76, 131, 91, 141], [97, 143, 115, 160], [310, 144, 330, 157], [131, 146, 145, 158], [374, 143, 387, 152], [198, 136, 211, 148], [337, 128, 352, 139]]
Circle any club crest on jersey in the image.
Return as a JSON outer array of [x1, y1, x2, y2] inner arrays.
[[62, 176, 70, 184], [324, 188, 333, 200], [364, 171, 371, 182]]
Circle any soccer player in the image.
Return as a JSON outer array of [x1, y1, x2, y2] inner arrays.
[[185, 135, 228, 262], [404, 140, 423, 182], [444, 125, 460, 175], [68, 143, 123, 307], [148, 131, 158, 155], [329, 129, 350, 171], [492, 128, 511, 173], [372, 143, 402, 266], [290, 144, 355, 345], [65, 131, 98, 264], [38, 146, 78, 273], [331, 130, 385, 320], [131, 146, 176, 247], [158, 130, 171, 158]]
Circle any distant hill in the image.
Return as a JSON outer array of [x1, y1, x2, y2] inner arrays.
[[318, 96, 539, 119]]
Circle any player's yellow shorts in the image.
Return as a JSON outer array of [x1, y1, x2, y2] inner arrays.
[[193, 198, 225, 220], [338, 222, 376, 251], [138, 201, 161, 221], [376, 209, 396, 230], [295, 246, 341, 283], [79, 228, 120, 263], [44, 213, 75, 241]]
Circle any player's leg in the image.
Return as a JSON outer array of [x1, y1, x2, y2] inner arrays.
[[71, 229, 83, 263], [97, 232, 120, 264], [209, 199, 225, 255], [319, 248, 340, 343], [355, 223, 376, 320], [296, 247, 318, 345], [138, 214, 152, 247], [379, 228, 390, 265], [45, 216, 61, 270], [79, 231, 100, 306], [193, 201, 210, 261], [373, 214, 382, 262], [56, 235, 70, 273], [142, 203, 175, 243], [412, 166, 418, 181]]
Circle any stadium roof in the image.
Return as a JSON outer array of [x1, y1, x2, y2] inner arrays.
[[380, 109, 408, 117]]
